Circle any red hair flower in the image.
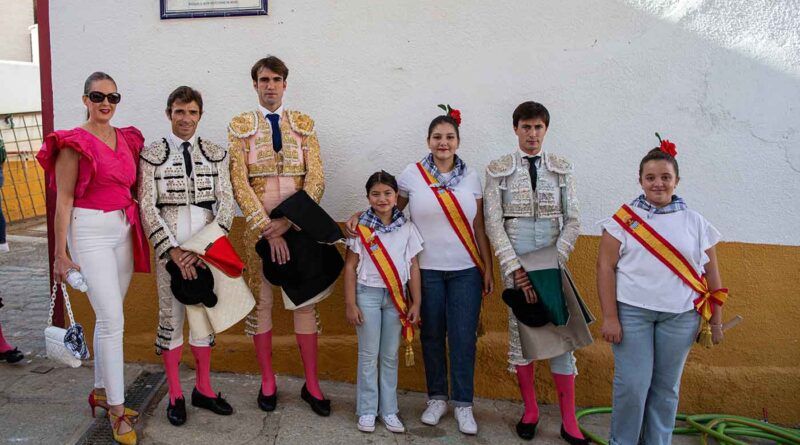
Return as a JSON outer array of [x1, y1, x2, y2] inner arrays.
[[655, 132, 677, 157], [449, 109, 462, 126], [438, 104, 462, 126]]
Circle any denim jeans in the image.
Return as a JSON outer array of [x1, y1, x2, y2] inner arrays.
[[419, 267, 483, 407], [0, 166, 6, 244], [355, 284, 402, 416], [610, 302, 699, 445]]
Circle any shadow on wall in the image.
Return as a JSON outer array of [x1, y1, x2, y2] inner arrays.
[[52, 1, 800, 426], [311, 1, 800, 233]]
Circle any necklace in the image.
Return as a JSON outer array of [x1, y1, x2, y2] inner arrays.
[[84, 124, 116, 149]]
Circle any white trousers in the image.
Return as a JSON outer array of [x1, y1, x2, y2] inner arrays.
[[68, 207, 133, 406], [156, 205, 214, 350]]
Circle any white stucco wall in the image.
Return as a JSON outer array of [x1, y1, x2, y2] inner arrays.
[[49, 0, 800, 245], [0, 0, 35, 62], [0, 60, 41, 114]]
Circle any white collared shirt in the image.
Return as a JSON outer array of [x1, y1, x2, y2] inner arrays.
[[168, 133, 197, 184], [258, 103, 284, 121], [168, 132, 197, 152], [519, 148, 543, 168]]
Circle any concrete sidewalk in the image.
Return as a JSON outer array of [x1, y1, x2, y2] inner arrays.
[[0, 223, 702, 445], [0, 229, 615, 444], [1, 356, 619, 445], [139, 367, 610, 445]]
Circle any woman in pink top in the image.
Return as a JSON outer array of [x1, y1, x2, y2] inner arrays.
[[37, 72, 149, 445]]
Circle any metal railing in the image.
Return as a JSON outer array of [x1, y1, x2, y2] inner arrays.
[[1, 112, 46, 222]]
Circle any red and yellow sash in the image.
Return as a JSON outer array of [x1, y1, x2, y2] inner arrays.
[[416, 163, 484, 275], [613, 204, 728, 346], [356, 224, 415, 366]]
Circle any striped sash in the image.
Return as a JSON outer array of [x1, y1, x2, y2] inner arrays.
[[416, 162, 484, 274], [613, 204, 728, 346], [356, 225, 415, 366]]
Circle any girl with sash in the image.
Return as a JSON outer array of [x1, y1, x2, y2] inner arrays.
[[398, 109, 494, 435], [597, 139, 727, 445], [347, 107, 493, 434], [344, 171, 423, 434]]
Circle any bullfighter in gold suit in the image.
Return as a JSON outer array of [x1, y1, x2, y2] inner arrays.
[[227, 56, 330, 416]]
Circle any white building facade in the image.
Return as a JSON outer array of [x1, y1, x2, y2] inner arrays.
[[47, 0, 800, 245]]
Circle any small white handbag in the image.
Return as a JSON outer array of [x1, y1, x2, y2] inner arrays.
[[44, 283, 88, 368]]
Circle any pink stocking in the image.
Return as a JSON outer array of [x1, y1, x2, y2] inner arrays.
[[515, 363, 540, 423], [0, 322, 13, 353], [161, 345, 184, 404], [296, 333, 323, 399], [253, 331, 276, 396], [190, 345, 215, 398], [553, 372, 585, 439]]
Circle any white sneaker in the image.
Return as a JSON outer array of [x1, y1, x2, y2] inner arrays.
[[357, 414, 375, 432], [381, 414, 405, 433], [455, 406, 478, 435], [0, 243, 8, 253], [420, 399, 448, 426]]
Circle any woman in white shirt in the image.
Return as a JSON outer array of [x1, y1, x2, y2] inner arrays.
[[344, 171, 423, 434], [596, 143, 725, 445], [346, 110, 494, 435], [397, 113, 494, 435]]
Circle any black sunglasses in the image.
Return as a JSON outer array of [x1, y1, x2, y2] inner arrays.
[[86, 91, 122, 104]]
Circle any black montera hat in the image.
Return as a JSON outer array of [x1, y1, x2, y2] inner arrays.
[[166, 260, 217, 308], [501, 288, 551, 328]]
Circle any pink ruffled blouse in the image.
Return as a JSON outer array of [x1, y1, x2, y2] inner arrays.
[[37, 126, 151, 273]]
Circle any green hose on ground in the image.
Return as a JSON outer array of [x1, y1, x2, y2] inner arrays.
[[576, 407, 800, 445]]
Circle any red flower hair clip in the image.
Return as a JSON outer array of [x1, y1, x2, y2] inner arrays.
[[438, 104, 461, 126], [655, 132, 677, 157]]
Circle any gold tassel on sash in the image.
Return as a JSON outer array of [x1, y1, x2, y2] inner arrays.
[[694, 287, 729, 348], [404, 341, 415, 367], [697, 319, 713, 348]]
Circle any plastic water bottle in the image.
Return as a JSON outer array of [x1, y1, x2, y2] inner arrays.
[[65, 268, 89, 292]]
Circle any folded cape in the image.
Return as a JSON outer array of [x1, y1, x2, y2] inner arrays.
[[256, 190, 344, 307], [180, 224, 255, 338]]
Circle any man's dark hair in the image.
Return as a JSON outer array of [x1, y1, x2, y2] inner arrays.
[[166, 86, 203, 114], [251, 56, 289, 81], [513, 101, 550, 128]]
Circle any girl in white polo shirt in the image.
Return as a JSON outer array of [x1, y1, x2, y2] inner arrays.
[[344, 171, 423, 434], [597, 140, 726, 445]]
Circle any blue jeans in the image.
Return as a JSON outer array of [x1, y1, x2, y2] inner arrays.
[[355, 284, 402, 416], [610, 302, 699, 445], [419, 267, 482, 407], [0, 166, 6, 244]]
